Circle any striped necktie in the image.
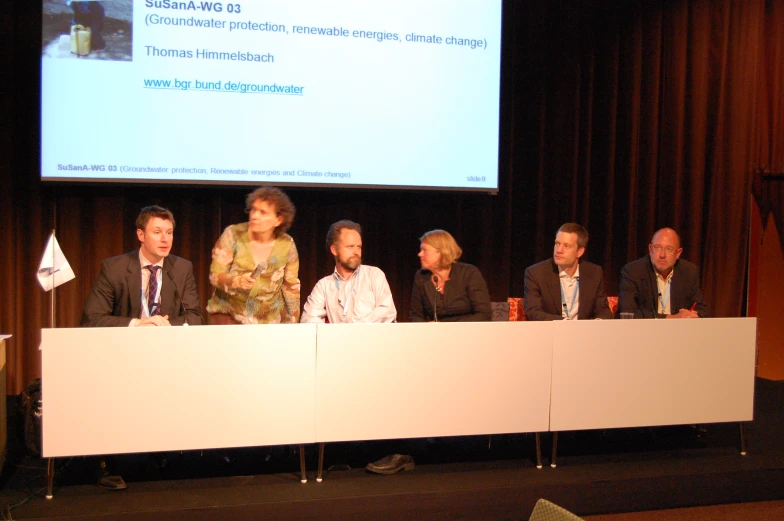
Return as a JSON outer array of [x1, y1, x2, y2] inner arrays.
[[146, 265, 161, 316]]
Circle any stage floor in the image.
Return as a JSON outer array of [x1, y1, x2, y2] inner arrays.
[[2, 378, 782, 521]]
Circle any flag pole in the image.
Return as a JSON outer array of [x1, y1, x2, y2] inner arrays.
[[51, 193, 57, 328], [47, 199, 56, 500], [37, 196, 74, 329], [51, 229, 56, 329]]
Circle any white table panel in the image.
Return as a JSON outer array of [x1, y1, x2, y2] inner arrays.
[[549, 318, 756, 431], [42, 325, 317, 457], [315, 322, 553, 442]]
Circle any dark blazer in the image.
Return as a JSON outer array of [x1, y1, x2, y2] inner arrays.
[[81, 251, 203, 327], [410, 262, 491, 322], [523, 259, 613, 321], [618, 256, 708, 318]]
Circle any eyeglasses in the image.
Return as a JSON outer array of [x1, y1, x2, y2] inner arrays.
[[651, 245, 678, 254]]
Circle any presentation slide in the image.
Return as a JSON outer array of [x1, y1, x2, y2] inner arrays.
[[41, 0, 502, 191]]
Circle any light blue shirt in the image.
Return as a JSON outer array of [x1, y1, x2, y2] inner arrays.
[[301, 264, 396, 324]]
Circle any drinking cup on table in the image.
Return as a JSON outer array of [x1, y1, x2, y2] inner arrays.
[[620, 312, 634, 319]]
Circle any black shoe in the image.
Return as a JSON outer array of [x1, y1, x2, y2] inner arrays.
[[97, 473, 127, 490], [97, 459, 127, 490], [366, 454, 415, 475]]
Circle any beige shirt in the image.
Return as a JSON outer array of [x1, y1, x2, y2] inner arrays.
[[656, 268, 674, 315]]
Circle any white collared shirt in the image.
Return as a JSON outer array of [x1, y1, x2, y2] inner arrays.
[[558, 266, 580, 320], [301, 264, 396, 324]]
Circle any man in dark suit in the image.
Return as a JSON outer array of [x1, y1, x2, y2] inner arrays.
[[81, 205, 203, 327], [524, 223, 613, 321], [80, 205, 203, 490], [618, 227, 707, 318]]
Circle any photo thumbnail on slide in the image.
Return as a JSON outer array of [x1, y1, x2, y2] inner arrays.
[[41, 0, 503, 191], [43, 1, 134, 61]]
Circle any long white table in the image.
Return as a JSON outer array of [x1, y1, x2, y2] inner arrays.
[[315, 322, 553, 441], [41, 325, 318, 457], [549, 318, 756, 431], [41, 318, 756, 458]]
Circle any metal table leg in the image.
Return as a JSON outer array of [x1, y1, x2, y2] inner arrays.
[[739, 422, 747, 455], [299, 444, 307, 483], [550, 432, 558, 468], [316, 443, 325, 482], [535, 433, 542, 469], [46, 458, 55, 499]]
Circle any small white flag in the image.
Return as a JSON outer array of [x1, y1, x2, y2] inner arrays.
[[37, 233, 76, 292]]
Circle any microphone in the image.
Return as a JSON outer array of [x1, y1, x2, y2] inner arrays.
[[432, 275, 439, 323], [166, 271, 188, 326]]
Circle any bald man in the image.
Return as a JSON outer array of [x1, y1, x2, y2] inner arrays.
[[618, 228, 708, 318]]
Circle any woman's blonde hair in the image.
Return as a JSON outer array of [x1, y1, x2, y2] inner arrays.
[[419, 229, 462, 267]]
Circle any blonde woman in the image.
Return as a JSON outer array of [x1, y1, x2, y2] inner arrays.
[[409, 229, 491, 322]]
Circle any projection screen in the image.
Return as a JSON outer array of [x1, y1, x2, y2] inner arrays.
[[41, 0, 503, 192]]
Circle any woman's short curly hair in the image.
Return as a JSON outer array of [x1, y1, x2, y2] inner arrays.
[[245, 186, 296, 237], [419, 229, 463, 267]]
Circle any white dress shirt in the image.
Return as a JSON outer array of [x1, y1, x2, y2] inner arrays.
[[301, 264, 396, 324], [129, 250, 164, 327], [558, 265, 580, 320]]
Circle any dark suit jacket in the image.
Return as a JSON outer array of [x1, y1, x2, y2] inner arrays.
[[81, 251, 203, 327], [523, 259, 613, 321], [618, 256, 708, 318], [410, 262, 491, 322]]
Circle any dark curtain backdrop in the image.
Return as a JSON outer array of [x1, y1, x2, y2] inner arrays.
[[752, 0, 784, 252], [1, 0, 781, 393]]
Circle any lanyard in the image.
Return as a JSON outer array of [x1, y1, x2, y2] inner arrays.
[[658, 279, 671, 314], [559, 277, 579, 319]]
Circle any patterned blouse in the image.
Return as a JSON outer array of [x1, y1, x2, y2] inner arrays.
[[206, 223, 301, 324]]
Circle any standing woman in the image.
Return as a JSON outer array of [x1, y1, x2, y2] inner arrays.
[[410, 229, 491, 322], [207, 187, 300, 324]]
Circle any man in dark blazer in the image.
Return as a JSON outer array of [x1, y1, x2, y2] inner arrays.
[[80, 205, 202, 490], [524, 223, 613, 321], [618, 227, 708, 318], [81, 205, 203, 327]]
